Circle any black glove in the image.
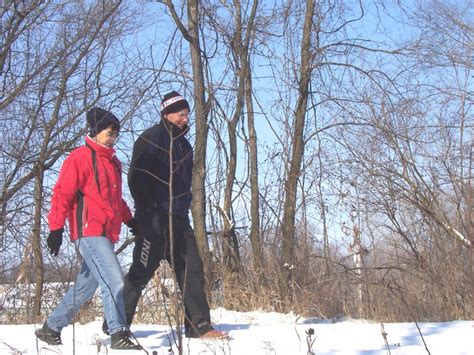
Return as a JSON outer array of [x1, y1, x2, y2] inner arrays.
[[47, 228, 64, 257], [126, 218, 137, 235]]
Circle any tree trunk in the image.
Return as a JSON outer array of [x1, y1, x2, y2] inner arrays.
[[246, 64, 265, 274], [32, 167, 45, 322], [222, 110, 240, 273], [186, 0, 211, 274], [280, 0, 315, 295], [316, 138, 330, 274]]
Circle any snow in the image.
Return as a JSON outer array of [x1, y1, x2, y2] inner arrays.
[[0, 308, 471, 354]]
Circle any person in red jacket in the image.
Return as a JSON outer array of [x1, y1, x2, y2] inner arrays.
[[35, 108, 141, 350]]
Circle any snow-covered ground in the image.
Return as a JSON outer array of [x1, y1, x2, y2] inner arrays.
[[0, 308, 471, 354]]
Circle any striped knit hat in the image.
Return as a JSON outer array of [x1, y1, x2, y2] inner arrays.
[[160, 91, 190, 115]]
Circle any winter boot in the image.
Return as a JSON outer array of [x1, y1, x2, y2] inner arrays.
[[110, 330, 142, 350], [35, 322, 62, 345]]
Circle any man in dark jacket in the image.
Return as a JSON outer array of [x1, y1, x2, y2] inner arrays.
[[103, 91, 227, 339]]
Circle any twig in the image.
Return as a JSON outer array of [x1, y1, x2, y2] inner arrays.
[[391, 281, 431, 354], [380, 323, 391, 354], [0, 339, 24, 354], [305, 328, 316, 355]]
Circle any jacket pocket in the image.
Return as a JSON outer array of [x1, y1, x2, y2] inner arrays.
[[82, 196, 108, 236]]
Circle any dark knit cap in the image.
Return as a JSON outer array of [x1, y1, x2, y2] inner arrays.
[[160, 91, 190, 115], [86, 107, 120, 136]]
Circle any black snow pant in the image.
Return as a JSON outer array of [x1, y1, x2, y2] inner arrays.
[[124, 209, 213, 337]]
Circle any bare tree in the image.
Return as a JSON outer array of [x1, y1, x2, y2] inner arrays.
[[280, 0, 316, 294], [204, 0, 261, 274], [165, 0, 212, 274], [245, 41, 265, 276]]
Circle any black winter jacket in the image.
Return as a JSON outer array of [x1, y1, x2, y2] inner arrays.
[[128, 119, 193, 214]]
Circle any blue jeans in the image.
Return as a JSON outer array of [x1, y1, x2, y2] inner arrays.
[[46, 237, 127, 335]]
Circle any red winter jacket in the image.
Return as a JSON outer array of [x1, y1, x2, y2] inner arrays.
[[48, 135, 133, 243]]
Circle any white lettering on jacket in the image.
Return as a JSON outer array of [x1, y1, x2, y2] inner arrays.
[[140, 238, 151, 268]]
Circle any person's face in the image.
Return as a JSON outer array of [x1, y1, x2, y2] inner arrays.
[[165, 109, 190, 130], [94, 125, 119, 147]]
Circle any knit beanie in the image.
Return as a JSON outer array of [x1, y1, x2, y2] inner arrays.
[[160, 91, 190, 116], [86, 107, 120, 136]]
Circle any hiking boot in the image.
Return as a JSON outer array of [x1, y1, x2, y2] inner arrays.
[[111, 330, 142, 350], [35, 322, 62, 345]]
